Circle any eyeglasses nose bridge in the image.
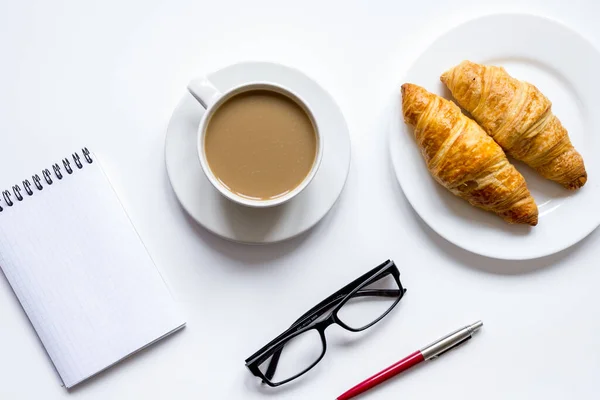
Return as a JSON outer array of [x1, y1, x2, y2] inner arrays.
[[313, 313, 337, 332], [317, 327, 328, 356]]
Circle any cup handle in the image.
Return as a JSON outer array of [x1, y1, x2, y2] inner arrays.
[[187, 78, 222, 109]]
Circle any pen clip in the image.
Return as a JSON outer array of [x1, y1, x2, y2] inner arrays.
[[430, 335, 472, 359]]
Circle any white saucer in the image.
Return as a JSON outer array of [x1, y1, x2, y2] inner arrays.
[[165, 62, 351, 244], [390, 14, 600, 260]]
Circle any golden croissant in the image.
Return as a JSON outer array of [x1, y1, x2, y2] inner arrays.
[[441, 61, 587, 190], [402, 83, 538, 225]]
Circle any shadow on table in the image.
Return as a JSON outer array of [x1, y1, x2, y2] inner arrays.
[[166, 157, 350, 268], [181, 208, 311, 265], [411, 210, 591, 275], [67, 327, 186, 393]]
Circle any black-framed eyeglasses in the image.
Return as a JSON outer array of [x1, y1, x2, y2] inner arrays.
[[245, 259, 406, 387]]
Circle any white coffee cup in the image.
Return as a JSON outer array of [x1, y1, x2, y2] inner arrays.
[[187, 78, 323, 208]]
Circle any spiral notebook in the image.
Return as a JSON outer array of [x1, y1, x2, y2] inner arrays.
[[0, 148, 185, 388]]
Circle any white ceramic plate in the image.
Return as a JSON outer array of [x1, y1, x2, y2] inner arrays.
[[390, 14, 600, 260], [166, 62, 351, 244]]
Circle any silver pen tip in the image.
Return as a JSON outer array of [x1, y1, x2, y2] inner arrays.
[[470, 320, 483, 332]]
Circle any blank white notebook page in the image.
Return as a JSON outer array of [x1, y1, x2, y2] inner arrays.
[[0, 153, 185, 388]]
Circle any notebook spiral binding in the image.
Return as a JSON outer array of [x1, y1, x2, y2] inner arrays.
[[0, 148, 93, 213]]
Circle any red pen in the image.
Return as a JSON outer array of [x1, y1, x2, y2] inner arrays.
[[337, 321, 483, 400]]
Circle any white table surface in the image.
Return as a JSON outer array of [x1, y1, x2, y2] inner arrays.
[[1, 0, 599, 399]]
